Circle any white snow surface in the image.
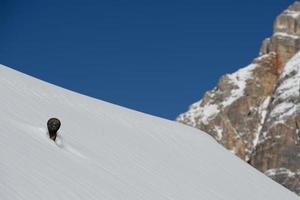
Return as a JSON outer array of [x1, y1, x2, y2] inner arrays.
[[265, 168, 298, 178], [0, 65, 298, 200], [223, 63, 256, 107], [177, 99, 221, 126], [270, 51, 300, 125], [274, 32, 300, 39], [253, 97, 271, 148], [285, 9, 300, 19]]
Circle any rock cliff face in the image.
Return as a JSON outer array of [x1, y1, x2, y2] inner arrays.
[[177, 1, 300, 195], [251, 51, 300, 194]]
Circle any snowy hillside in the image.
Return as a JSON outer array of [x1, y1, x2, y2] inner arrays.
[[0, 65, 298, 200]]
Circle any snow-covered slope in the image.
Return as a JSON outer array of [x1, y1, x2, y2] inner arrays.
[[0, 65, 297, 200]]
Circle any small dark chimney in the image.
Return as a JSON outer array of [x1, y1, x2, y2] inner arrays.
[[47, 118, 61, 141]]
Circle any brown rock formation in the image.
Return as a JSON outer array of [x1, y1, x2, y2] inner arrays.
[[251, 48, 300, 194], [177, 1, 300, 195], [178, 53, 281, 160]]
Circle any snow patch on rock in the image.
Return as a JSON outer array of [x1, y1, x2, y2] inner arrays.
[[222, 64, 256, 107], [254, 97, 271, 147], [265, 168, 298, 178], [270, 51, 300, 125], [177, 100, 219, 126], [274, 32, 300, 39], [285, 9, 300, 19]]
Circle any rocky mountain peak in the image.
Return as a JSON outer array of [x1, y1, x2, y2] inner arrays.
[[274, 2, 300, 36], [177, 1, 300, 196], [289, 1, 300, 10], [260, 1, 300, 67]]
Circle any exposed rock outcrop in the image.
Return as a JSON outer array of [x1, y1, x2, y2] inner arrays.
[[268, 2, 300, 67], [250, 50, 300, 193], [177, 53, 280, 161], [177, 1, 300, 195]]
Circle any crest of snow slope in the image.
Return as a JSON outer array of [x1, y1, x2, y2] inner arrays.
[[0, 65, 298, 200]]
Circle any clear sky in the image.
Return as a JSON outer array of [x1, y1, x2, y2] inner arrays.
[[0, 0, 296, 119]]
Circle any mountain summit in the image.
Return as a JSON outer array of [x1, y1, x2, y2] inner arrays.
[[177, 1, 300, 195]]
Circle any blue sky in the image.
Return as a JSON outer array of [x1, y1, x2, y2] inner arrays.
[[0, 0, 296, 119]]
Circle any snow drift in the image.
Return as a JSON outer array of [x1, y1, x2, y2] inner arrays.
[[0, 65, 298, 199]]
